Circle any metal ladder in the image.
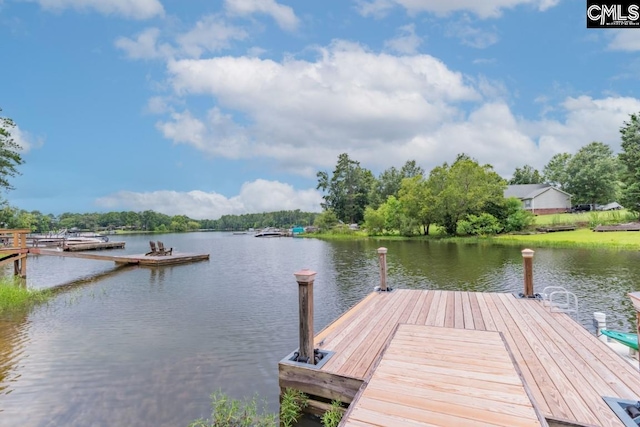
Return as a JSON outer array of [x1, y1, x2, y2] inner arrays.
[[540, 286, 579, 318]]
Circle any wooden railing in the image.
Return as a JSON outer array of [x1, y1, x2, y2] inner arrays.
[[0, 229, 31, 277]]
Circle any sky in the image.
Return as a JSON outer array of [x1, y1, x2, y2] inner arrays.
[[1, 0, 640, 220]]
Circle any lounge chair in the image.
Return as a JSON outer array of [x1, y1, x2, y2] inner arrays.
[[145, 241, 158, 256], [157, 241, 173, 256]]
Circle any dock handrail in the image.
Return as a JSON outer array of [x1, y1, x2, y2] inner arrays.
[[541, 286, 578, 317]]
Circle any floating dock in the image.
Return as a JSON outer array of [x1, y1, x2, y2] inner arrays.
[[280, 289, 640, 426], [29, 248, 210, 266], [63, 241, 126, 251]]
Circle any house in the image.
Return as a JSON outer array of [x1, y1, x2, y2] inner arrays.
[[504, 184, 572, 215]]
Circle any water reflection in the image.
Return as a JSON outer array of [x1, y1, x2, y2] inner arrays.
[[0, 233, 639, 426]]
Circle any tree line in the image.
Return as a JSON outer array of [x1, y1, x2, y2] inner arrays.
[[315, 113, 640, 236]]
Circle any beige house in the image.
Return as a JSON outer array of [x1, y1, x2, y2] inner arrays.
[[504, 184, 572, 215]]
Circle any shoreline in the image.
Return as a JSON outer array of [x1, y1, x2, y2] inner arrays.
[[306, 227, 640, 251]]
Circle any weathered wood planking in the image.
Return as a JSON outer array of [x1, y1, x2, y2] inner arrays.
[[340, 324, 547, 427], [29, 248, 209, 266], [281, 289, 640, 426]]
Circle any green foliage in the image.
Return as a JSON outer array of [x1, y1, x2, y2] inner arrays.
[[188, 391, 276, 427], [0, 276, 51, 312], [314, 209, 339, 230], [509, 165, 543, 185], [543, 153, 571, 190], [317, 153, 375, 224], [279, 388, 308, 427], [321, 400, 343, 427], [0, 108, 25, 192], [502, 197, 534, 232], [369, 160, 424, 209], [398, 175, 433, 235], [363, 206, 384, 235], [565, 142, 618, 205], [457, 213, 503, 236], [429, 155, 507, 235], [619, 112, 640, 216]]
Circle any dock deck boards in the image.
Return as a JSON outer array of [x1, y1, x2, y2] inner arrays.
[[341, 324, 547, 427], [29, 248, 210, 265], [280, 289, 640, 426]]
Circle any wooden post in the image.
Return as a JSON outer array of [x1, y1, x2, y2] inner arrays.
[[294, 269, 316, 365], [521, 249, 534, 297], [378, 247, 387, 292]]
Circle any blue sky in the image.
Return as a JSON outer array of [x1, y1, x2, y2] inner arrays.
[[1, 0, 639, 219]]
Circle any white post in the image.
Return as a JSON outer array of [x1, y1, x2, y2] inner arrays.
[[593, 312, 607, 344]]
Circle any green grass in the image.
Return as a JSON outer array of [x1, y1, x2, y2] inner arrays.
[[534, 210, 637, 226], [0, 276, 51, 312], [493, 228, 640, 250]]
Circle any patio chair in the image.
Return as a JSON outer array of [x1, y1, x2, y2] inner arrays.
[[157, 241, 173, 256], [145, 241, 158, 256]]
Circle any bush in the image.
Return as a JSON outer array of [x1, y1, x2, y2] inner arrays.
[[321, 400, 343, 427], [279, 388, 308, 427], [458, 213, 503, 236], [188, 391, 276, 427]]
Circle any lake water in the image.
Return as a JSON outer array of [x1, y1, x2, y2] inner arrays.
[[1, 232, 640, 426]]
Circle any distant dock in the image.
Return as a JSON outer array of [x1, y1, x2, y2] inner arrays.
[[29, 248, 210, 266]]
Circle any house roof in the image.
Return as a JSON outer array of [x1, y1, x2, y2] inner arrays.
[[504, 184, 571, 200]]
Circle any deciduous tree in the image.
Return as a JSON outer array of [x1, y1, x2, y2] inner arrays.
[[317, 153, 374, 224], [565, 142, 618, 206], [619, 113, 640, 216], [543, 153, 571, 190], [0, 108, 25, 192], [509, 165, 543, 185]]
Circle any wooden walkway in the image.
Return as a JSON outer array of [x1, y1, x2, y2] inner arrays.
[[29, 248, 210, 266], [341, 324, 547, 427], [280, 290, 640, 426]]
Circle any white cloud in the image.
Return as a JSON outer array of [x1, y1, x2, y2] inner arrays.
[[177, 15, 248, 58], [115, 17, 247, 60], [149, 39, 640, 180], [115, 27, 173, 60], [95, 179, 322, 219], [608, 30, 640, 52], [30, 0, 164, 20], [356, 0, 559, 19], [384, 24, 423, 54], [224, 0, 299, 31], [162, 41, 479, 170], [446, 18, 499, 48], [12, 125, 44, 153]]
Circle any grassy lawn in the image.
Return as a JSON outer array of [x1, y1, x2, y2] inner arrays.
[[494, 228, 640, 250]]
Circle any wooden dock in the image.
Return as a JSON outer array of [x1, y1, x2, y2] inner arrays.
[[279, 289, 640, 426], [29, 248, 210, 266]]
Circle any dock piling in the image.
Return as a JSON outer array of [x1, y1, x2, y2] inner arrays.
[[294, 269, 316, 365], [521, 248, 535, 297], [377, 247, 388, 292]]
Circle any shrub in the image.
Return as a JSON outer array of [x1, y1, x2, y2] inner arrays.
[[321, 400, 343, 427], [458, 213, 503, 236]]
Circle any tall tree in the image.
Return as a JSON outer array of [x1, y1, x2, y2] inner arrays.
[[0, 108, 25, 192], [509, 165, 543, 185], [369, 160, 425, 209], [565, 142, 618, 205], [619, 113, 640, 216], [543, 153, 571, 190], [317, 153, 374, 224], [398, 175, 433, 235], [429, 155, 506, 235]]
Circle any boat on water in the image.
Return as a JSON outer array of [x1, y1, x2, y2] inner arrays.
[[601, 329, 638, 351], [254, 228, 288, 237]]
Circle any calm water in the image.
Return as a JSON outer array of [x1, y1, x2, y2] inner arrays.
[[1, 233, 640, 426]]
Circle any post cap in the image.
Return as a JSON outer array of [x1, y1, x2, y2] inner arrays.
[[377, 247, 388, 254], [294, 269, 317, 284], [521, 248, 535, 258]]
